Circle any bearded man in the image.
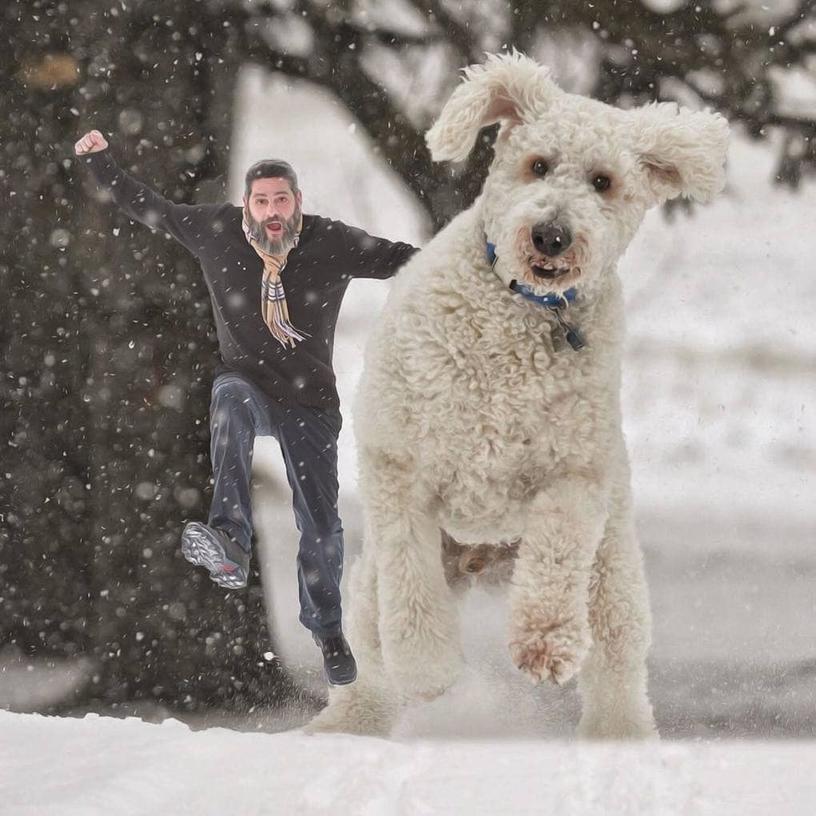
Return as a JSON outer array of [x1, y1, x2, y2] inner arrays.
[[75, 129, 418, 685]]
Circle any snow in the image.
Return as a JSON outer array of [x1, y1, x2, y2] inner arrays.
[[1, 709, 814, 815]]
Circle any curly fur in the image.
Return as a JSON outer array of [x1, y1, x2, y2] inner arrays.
[[308, 52, 729, 739]]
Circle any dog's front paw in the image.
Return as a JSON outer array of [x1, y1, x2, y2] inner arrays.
[[577, 708, 658, 741], [305, 685, 397, 737], [509, 618, 590, 686]]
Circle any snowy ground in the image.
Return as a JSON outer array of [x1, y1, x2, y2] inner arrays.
[[2, 66, 815, 815], [1, 709, 815, 816]]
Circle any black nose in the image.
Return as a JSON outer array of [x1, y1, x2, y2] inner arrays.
[[531, 222, 572, 257]]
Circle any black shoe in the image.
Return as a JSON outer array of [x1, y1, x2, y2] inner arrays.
[[313, 632, 357, 686]]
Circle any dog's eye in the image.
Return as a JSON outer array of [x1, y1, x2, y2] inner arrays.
[[592, 174, 612, 192], [531, 159, 549, 178]]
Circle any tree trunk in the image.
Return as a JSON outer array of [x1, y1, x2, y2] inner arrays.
[[0, 1, 94, 687], [2, 0, 289, 712]]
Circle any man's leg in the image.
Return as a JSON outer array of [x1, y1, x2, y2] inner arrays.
[[182, 373, 269, 588], [207, 373, 269, 549], [276, 404, 356, 684], [276, 405, 344, 635]]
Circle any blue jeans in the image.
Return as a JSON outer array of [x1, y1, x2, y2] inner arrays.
[[208, 372, 344, 637]]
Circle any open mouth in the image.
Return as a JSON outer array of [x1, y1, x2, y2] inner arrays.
[[265, 222, 283, 235], [531, 264, 571, 281]]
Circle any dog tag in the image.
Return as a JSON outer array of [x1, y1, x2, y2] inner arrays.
[[564, 322, 586, 351], [549, 321, 566, 352], [552, 308, 586, 352]]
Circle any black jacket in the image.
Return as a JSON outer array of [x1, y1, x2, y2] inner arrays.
[[85, 150, 418, 410]]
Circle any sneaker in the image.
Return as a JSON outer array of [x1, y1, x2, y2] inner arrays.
[[313, 632, 357, 686], [181, 521, 250, 589]]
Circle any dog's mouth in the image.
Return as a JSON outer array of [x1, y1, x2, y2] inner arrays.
[[522, 241, 582, 287], [530, 263, 571, 281]]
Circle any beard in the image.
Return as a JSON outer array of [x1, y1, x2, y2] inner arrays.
[[246, 203, 301, 255]]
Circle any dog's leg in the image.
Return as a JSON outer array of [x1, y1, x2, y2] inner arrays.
[[305, 542, 400, 736], [508, 476, 606, 687], [376, 510, 464, 701], [362, 460, 463, 701], [576, 479, 657, 739]]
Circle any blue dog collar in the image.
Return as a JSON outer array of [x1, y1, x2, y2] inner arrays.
[[509, 280, 577, 308], [486, 240, 585, 351]]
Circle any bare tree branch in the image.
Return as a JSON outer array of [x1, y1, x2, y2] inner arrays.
[[217, 0, 816, 221], [405, 0, 479, 62]]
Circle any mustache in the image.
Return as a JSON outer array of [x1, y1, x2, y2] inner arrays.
[[245, 206, 300, 246]]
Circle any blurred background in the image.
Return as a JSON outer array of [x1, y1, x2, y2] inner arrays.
[[1, 0, 813, 738]]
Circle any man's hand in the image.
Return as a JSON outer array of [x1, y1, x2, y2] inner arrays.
[[74, 130, 109, 156]]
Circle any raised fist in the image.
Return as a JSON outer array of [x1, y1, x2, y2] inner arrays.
[[74, 130, 109, 156]]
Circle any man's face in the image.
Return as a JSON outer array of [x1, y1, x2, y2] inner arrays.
[[243, 177, 302, 254]]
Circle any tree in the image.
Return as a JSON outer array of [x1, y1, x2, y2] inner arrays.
[[224, 0, 816, 224], [1, 0, 94, 688], [2, 0, 287, 713]]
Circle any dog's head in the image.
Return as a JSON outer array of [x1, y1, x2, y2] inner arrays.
[[426, 51, 729, 296]]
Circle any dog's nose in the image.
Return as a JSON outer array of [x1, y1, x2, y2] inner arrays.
[[531, 223, 572, 257]]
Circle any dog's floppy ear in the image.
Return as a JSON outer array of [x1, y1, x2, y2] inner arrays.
[[633, 102, 730, 205], [426, 50, 559, 163]]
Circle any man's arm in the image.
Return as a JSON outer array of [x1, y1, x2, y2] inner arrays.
[[75, 130, 218, 257], [339, 221, 420, 280]]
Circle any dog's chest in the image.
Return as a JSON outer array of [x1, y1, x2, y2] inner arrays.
[[419, 304, 597, 491]]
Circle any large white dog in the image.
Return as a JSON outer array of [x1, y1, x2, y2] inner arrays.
[[309, 52, 729, 738]]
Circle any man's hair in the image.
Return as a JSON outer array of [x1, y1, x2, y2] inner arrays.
[[244, 159, 299, 198]]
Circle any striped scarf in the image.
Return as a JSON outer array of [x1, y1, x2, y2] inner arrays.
[[242, 211, 309, 349]]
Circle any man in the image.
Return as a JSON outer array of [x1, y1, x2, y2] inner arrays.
[[74, 129, 418, 685]]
